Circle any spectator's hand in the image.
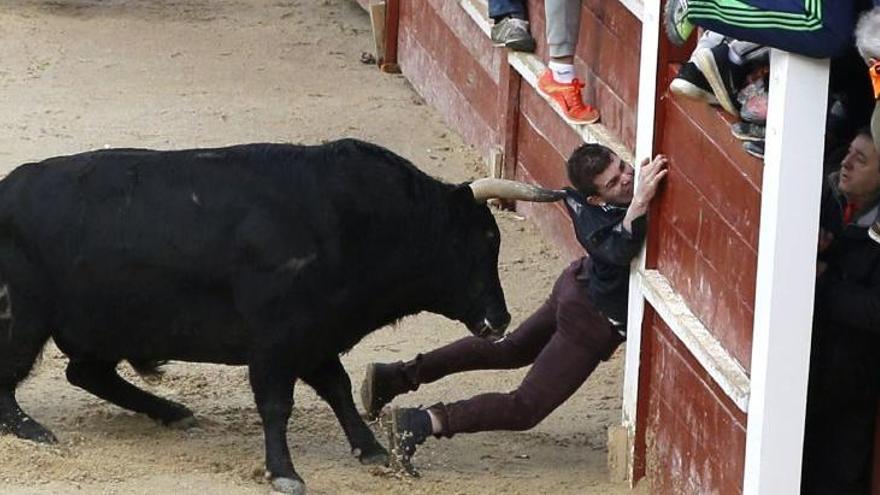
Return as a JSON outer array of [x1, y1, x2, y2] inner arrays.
[[818, 228, 833, 253]]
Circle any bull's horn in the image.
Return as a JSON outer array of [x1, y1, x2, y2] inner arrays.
[[469, 178, 566, 203]]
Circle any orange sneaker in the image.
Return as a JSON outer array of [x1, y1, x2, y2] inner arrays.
[[537, 69, 600, 125]]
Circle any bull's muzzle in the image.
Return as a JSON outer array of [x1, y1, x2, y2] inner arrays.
[[469, 314, 510, 342]]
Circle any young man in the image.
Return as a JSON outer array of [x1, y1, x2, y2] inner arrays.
[[803, 128, 880, 494], [360, 144, 668, 474]]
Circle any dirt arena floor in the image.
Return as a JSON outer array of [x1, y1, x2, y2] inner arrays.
[[0, 1, 630, 493]]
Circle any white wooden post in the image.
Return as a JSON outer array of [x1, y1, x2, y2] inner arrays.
[[743, 50, 829, 495], [620, 0, 661, 482]]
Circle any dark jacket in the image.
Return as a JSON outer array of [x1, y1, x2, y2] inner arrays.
[[563, 189, 647, 328], [812, 172, 880, 401]]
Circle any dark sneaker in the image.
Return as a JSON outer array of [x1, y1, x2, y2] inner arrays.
[[385, 407, 433, 476], [743, 140, 765, 159], [490, 17, 536, 52], [694, 43, 747, 116], [730, 122, 765, 142], [670, 62, 718, 105], [360, 362, 414, 420], [663, 0, 694, 46]]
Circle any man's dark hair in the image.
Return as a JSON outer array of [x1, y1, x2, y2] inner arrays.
[[566, 143, 615, 196]]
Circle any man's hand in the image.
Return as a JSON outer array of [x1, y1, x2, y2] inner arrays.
[[623, 154, 668, 232]]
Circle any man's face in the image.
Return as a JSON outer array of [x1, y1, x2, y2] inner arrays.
[[839, 134, 880, 201], [591, 154, 635, 205]]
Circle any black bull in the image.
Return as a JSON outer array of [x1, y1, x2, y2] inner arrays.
[[0, 139, 563, 494]]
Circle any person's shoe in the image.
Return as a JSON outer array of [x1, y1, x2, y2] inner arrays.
[[664, 0, 694, 46], [670, 61, 718, 105], [736, 78, 765, 107], [730, 122, 765, 142], [743, 140, 765, 159], [739, 86, 768, 124], [694, 43, 747, 116], [385, 407, 433, 476], [360, 362, 416, 420], [537, 69, 600, 125], [490, 17, 536, 52]]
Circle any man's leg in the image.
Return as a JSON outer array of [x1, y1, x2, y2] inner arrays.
[[665, 0, 857, 59], [385, 263, 624, 472], [361, 264, 577, 419]]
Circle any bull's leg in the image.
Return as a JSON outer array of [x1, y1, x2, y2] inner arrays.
[[301, 357, 388, 466], [65, 360, 195, 428], [248, 357, 305, 495], [0, 287, 55, 443]]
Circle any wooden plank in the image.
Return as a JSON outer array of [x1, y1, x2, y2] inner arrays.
[[640, 270, 750, 411], [743, 50, 829, 495], [622, 0, 659, 484], [381, 0, 400, 72], [369, 2, 387, 65]]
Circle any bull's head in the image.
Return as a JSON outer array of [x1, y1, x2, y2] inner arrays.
[[440, 178, 564, 341]]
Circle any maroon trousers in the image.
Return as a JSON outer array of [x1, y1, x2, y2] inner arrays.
[[413, 261, 625, 436]]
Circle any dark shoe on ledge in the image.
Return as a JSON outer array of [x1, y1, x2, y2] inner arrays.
[[670, 61, 718, 105], [491, 17, 536, 52]]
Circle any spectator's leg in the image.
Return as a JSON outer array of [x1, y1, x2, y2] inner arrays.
[[488, 0, 526, 21], [545, 0, 581, 62], [670, 30, 726, 103]]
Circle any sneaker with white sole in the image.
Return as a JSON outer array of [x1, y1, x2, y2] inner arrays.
[[670, 61, 718, 105], [490, 17, 536, 52]]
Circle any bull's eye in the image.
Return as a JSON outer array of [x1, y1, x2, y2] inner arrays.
[[486, 230, 496, 239]]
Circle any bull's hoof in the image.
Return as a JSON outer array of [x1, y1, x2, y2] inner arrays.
[[1, 417, 57, 444], [166, 414, 198, 430], [355, 444, 389, 466], [271, 477, 306, 495]]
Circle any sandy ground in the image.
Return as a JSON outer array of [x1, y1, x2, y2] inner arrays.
[[0, 1, 629, 493]]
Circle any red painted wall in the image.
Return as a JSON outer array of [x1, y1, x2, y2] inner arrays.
[[655, 88, 761, 372], [398, 0, 503, 154], [642, 313, 748, 494]]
